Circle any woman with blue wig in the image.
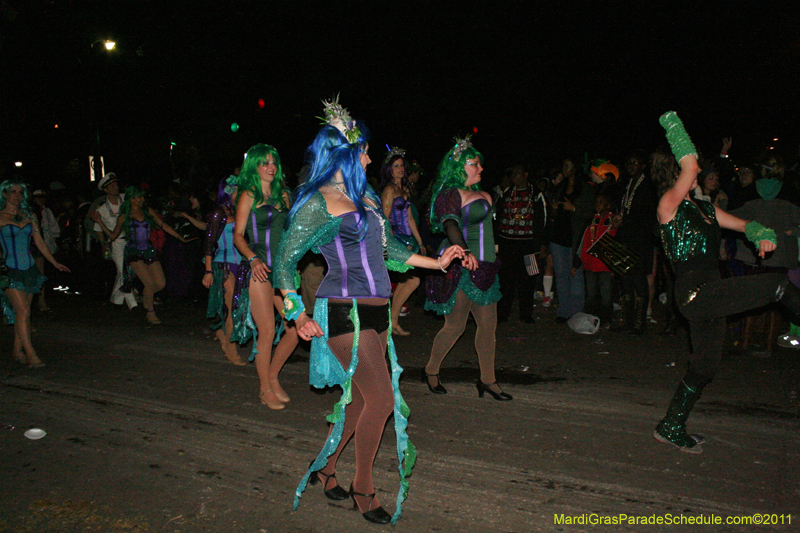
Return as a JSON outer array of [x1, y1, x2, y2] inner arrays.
[[273, 98, 465, 524], [0, 180, 70, 367]]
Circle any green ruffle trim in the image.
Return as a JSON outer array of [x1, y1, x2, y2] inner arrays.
[[424, 269, 501, 315], [386, 259, 413, 273], [745, 220, 777, 249], [206, 263, 226, 330], [659, 111, 697, 162]]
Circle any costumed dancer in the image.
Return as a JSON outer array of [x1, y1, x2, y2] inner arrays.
[[380, 146, 425, 336], [423, 136, 511, 401], [0, 180, 70, 367], [92, 186, 192, 325], [232, 144, 298, 410], [653, 111, 800, 453], [273, 98, 464, 524], [203, 176, 246, 366]]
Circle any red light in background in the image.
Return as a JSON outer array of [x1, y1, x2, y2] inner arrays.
[[258, 99, 265, 109], [473, 127, 478, 134]]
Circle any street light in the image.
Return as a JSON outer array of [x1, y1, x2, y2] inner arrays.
[[91, 39, 116, 52], [87, 38, 116, 182]]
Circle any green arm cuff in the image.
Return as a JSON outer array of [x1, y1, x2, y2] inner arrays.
[[744, 220, 777, 249], [659, 111, 698, 162]]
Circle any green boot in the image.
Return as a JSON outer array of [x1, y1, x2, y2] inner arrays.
[[654, 381, 704, 453]]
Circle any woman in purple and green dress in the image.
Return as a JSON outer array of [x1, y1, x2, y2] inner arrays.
[[233, 144, 298, 410], [94, 186, 191, 325], [423, 137, 510, 401], [203, 176, 245, 366], [274, 100, 465, 524], [380, 148, 425, 336]]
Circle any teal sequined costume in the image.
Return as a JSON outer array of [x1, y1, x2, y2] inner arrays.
[[655, 198, 800, 451], [0, 223, 46, 324], [230, 203, 288, 355], [273, 191, 415, 523]]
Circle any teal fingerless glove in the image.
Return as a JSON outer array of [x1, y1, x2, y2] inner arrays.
[[744, 220, 777, 249], [283, 292, 305, 321], [659, 111, 697, 162]]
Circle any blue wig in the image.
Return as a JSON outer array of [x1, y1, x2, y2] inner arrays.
[[289, 122, 379, 239], [0, 180, 34, 218]]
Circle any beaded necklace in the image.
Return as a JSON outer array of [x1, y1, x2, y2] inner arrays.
[[621, 173, 645, 216]]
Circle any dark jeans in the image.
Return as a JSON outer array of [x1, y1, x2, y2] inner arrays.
[[677, 269, 794, 378], [585, 270, 612, 323], [498, 238, 537, 320]]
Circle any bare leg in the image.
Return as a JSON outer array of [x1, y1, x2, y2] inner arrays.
[[34, 256, 49, 311], [130, 260, 165, 320], [5, 288, 42, 366], [249, 277, 282, 409], [269, 293, 298, 402], [390, 276, 419, 335]]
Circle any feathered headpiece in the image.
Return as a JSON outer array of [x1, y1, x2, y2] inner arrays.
[[384, 145, 406, 164], [450, 135, 473, 161], [224, 174, 238, 195], [319, 95, 362, 144]]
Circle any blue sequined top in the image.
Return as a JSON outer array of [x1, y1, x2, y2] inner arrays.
[[660, 199, 720, 274], [0, 223, 35, 270]]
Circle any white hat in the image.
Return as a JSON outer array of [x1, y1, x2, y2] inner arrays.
[[98, 173, 118, 190]]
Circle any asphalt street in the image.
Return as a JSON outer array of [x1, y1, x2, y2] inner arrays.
[[1, 291, 798, 532]]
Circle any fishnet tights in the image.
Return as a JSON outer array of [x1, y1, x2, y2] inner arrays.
[[425, 290, 498, 384], [318, 299, 393, 510]]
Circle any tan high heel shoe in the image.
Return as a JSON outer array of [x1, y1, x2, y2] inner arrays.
[[146, 310, 161, 325], [259, 389, 285, 410], [270, 379, 290, 403]]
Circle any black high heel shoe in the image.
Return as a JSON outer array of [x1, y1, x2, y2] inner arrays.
[[308, 463, 348, 501], [421, 369, 447, 394], [476, 381, 513, 401], [349, 485, 392, 524]]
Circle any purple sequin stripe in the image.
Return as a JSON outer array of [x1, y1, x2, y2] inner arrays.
[[359, 232, 378, 296], [265, 209, 272, 267], [333, 233, 349, 297]]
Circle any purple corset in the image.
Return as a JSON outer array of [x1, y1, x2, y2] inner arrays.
[[129, 219, 152, 251], [389, 196, 412, 237], [317, 210, 391, 299]]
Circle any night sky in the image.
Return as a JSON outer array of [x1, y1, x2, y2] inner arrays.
[[2, 1, 799, 189]]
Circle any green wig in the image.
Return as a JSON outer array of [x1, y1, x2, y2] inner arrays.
[[237, 144, 287, 209], [428, 140, 484, 233], [120, 186, 158, 239]]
